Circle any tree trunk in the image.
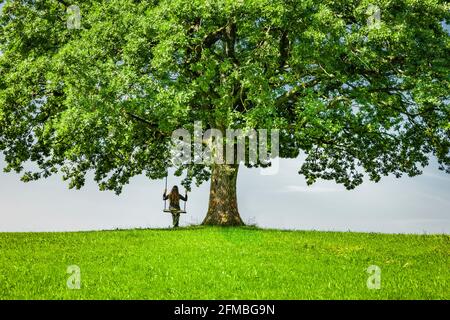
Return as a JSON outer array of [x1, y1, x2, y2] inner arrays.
[[202, 163, 244, 226]]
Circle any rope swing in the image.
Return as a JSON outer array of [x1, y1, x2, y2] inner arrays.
[[163, 175, 187, 214]]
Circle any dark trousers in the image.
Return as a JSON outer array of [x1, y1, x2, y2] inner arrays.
[[171, 211, 180, 228]]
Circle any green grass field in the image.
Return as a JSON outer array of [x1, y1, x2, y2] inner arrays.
[[0, 226, 448, 299]]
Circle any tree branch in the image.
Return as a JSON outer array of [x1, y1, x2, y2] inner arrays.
[[125, 112, 165, 138], [275, 78, 320, 109], [279, 30, 289, 70]]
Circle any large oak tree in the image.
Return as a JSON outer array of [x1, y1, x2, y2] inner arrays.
[[0, 0, 449, 225]]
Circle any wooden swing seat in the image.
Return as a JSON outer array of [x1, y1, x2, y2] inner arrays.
[[163, 209, 187, 214]]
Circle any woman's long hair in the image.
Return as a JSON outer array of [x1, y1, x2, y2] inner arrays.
[[169, 185, 180, 203]]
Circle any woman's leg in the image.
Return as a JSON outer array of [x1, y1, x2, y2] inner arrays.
[[171, 212, 177, 227], [171, 211, 180, 228], [174, 212, 180, 228]]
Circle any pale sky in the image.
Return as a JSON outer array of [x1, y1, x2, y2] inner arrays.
[[1, 155, 449, 234]]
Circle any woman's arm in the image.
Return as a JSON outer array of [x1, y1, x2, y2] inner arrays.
[[180, 193, 188, 201]]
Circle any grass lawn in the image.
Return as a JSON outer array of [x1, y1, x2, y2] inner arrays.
[[0, 226, 448, 299]]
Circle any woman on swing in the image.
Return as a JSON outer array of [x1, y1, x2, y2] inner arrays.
[[163, 185, 187, 228]]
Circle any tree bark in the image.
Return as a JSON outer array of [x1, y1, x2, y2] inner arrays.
[[202, 163, 244, 226]]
